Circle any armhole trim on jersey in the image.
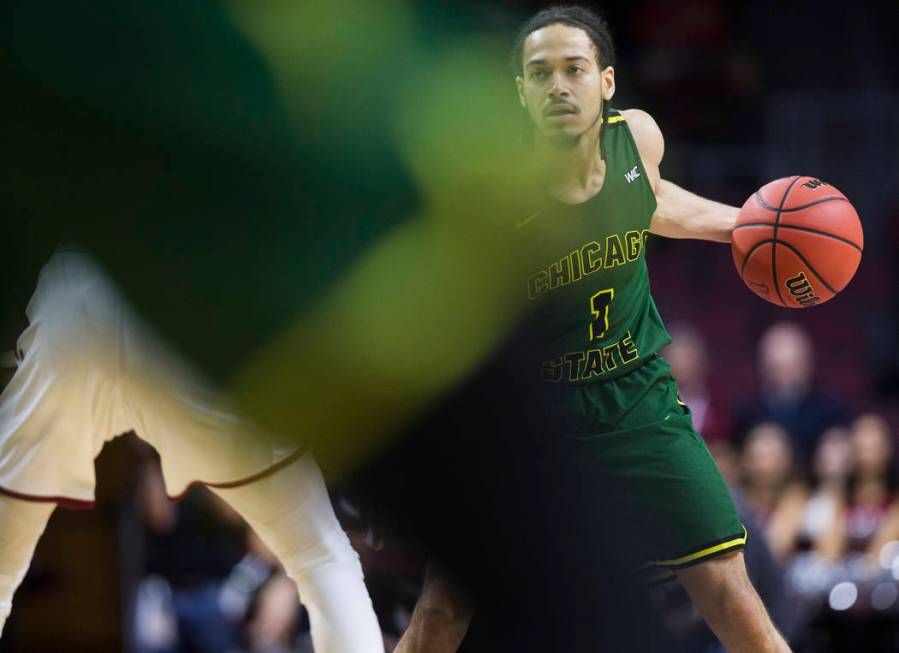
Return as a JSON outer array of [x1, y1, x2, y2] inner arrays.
[[643, 525, 748, 570]]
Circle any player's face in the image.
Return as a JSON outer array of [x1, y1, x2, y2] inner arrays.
[[516, 24, 615, 149]]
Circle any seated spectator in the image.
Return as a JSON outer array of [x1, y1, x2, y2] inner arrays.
[[665, 322, 730, 444], [734, 322, 850, 463], [132, 447, 320, 653], [132, 449, 333, 653], [242, 532, 304, 653], [819, 414, 899, 567], [795, 427, 853, 559], [132, 450, 247, 653], [740, 423, 808, 561]]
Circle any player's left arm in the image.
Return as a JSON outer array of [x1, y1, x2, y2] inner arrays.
[[623, 109, 738, 243]]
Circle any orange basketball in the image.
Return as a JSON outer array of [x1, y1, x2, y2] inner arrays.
[[731, 176, 863, 308]]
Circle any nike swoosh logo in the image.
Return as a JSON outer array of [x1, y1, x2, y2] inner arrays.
[[515, 210, 542, 228]]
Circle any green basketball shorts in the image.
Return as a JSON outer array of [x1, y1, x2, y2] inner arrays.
[[541, 354, 746, 580]]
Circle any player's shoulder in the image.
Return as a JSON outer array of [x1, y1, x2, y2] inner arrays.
[[618, 109, 660, 133], [618, 108, 664, 166]]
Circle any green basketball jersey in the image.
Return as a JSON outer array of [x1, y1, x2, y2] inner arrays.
[[520, 109, 671, 384]]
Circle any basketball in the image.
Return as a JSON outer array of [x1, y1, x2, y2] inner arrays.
[[731, 176, 863, 308]]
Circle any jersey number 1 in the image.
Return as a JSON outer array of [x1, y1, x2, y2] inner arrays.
[[589, 288, 614, 341]]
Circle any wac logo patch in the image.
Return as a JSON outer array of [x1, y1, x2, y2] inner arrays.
[[802, 179, 827, 190], [624, 165, 640, 184], [785, 271, 820, 306]]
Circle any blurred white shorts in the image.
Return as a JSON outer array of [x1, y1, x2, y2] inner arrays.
[[0, 250, 301, 508]]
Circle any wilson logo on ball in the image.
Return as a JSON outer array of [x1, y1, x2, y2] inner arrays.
[[801, 179, 827, 190], [785, 272, 820, 306]]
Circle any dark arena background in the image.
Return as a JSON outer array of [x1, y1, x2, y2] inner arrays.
[[1, 1, 898, 652]]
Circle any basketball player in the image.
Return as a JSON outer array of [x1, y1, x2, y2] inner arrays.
[[395, 7, 791, 653], [0, 249, 383, 653]]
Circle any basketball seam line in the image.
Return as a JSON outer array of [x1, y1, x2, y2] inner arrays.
[[739, 239, 775, 276], [775, 240, 838, 295], [733, 223, 863, 252], [753, 193, 849, 213], [771, 176, 804, 307]]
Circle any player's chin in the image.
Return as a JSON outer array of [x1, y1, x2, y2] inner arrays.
[[541, 113, 581, 130], [542, 124, 583, 150]]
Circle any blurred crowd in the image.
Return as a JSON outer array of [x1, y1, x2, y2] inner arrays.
[[663, 322, 899, 653]]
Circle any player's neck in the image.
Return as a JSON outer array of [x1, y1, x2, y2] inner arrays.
[[537, 126, 604, 203]]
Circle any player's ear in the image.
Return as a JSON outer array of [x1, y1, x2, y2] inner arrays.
[[515, 76, 527, 109], [601, 66, 616, 102]]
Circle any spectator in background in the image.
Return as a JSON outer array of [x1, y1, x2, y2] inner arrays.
[[734, 322, 849, 463], [665, 322, 730, 444], [133, 450, 246, 653], [245, 562, 303, 653], [241, 531, 308, 653], [132, 449, 308, 653], [740, 423, 807, 562], [783, 427, 857, 647], [820, 414, 899, 568], [794, 427, 853, 559]]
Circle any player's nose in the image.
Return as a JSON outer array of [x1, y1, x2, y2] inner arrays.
[[547, 72, 569, 97]]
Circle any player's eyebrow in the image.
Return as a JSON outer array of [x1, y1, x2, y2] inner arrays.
[[525, 55, 591, 68]]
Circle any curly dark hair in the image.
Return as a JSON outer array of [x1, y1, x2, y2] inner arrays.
[[510, 5, 615, 76]]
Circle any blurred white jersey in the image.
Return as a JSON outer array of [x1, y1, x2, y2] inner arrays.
[[0, 249, 301, 507]]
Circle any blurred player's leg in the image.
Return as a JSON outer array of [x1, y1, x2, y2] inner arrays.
[[0, 250, 381, 648], [212, 454, 382, 653], [12, 250, 381, 650], [676, 551, 791, 653], [0, 497, 55, 637]]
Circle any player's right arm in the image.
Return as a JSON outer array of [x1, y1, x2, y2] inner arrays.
[[623, 109, 738, 244], [651, 180, 739, 243]]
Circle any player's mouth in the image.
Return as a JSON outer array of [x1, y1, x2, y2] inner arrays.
[[544, 103, 578, 122]]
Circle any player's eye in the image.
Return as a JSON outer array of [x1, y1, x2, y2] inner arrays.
[[568, 65, 583, 75], [529, 69, 548, 81]]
